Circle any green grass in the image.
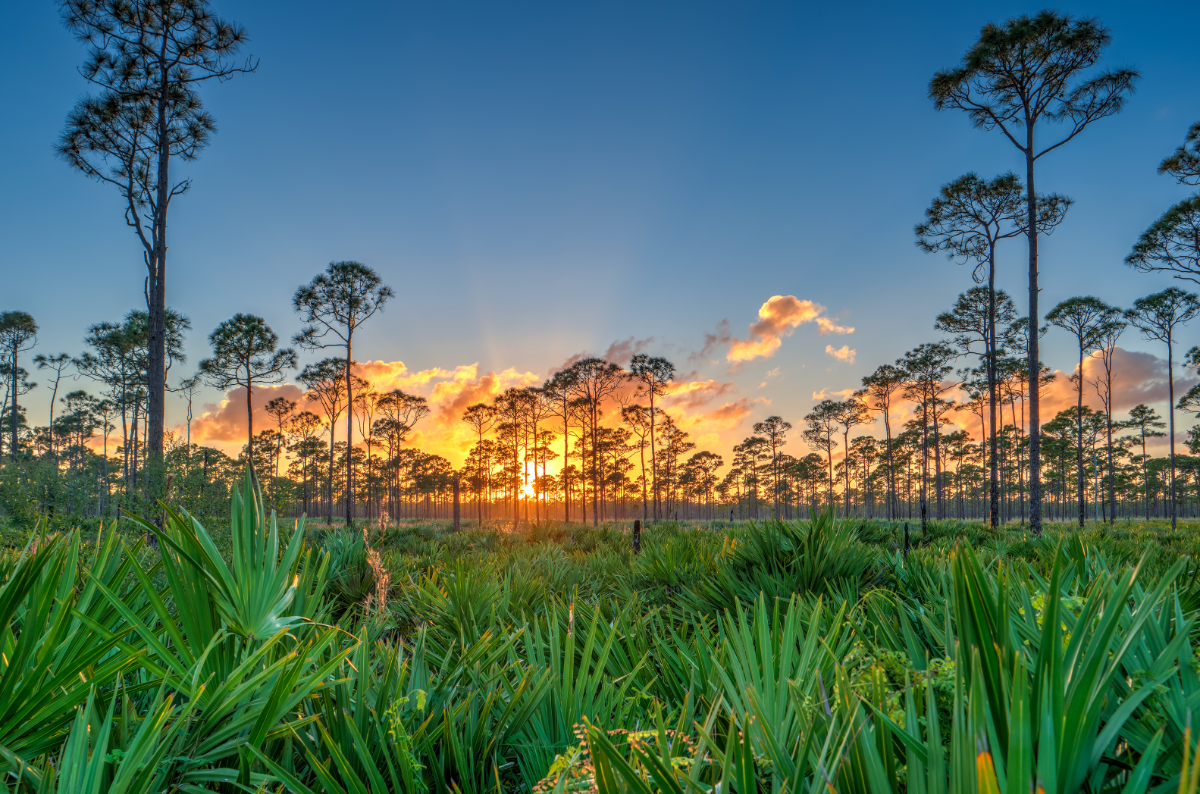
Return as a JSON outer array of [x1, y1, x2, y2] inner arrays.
[[3, 487, 1200, 793]]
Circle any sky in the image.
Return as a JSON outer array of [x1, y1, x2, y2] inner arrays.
[[2, 0, 1199, 468]]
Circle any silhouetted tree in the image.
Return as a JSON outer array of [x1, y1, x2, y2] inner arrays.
[[543, 367, 581, 521], [1125, 288, 1200, 529], [1126, 198, 1200, 285], [1046, 297, 1119, 526], [935, 286, 1019, 526], [621, 404, 652, 519], [861, 364, 906, 520], [462, 403, 495, 525], [1126, 404, 1166, 519], [298, 358, 351, 524], [803, 400, 840, 508], [901, 342, 957, 526], [294, 261, 394, 525], [172, 373, 202, 451], [1086, 316, 1126, 524], [629, 354, 674, 522], [833, 401, 870, 516], [753, 415, 791, 517], [198, 313, 296, 470], [931, 10, 1138, 533], [265, 396, 296, 491], [0, 312, 38, 461], [33, 352, 73, 459], [918, 177, 1069, 520], [58, 0, 257, 485], [571, 358, 625, 527], [1159, 121, 1200, 185]]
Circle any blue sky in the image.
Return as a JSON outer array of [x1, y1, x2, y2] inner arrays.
[[2, 0, 1198, 458]]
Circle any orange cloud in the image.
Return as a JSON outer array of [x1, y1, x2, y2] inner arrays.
[[1036, 347, 1197, 449], [725, 296, 853, 363], [182, 362, 544, 464], [191, 384, 306, 446], [662, 379, 736, 410], [674, 397, 767, 435], [868, 346, 1200, 456], [355, 361, 541, 462], [825, 344, 856, 363]]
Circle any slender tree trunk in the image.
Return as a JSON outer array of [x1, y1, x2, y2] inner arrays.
[[146, 36, 170, 516], [1075, 344, 1085, 527], [933, 407, 944, 521], [843, 430, 851, 516], [987, 246, 1000, 528], [47, 373, 60, 463], [131, 399, 140, 496], [345, 337, 354, 526], [826, 443, 834, 510], [1025, 131, 1043, 534], [452, 475, 461, 531], [1169, 333, 1178, 530], [591, 405, 599, 527], [246, 375, 255, 474], [639, 437, 648, 520], [9, 349, 18, 461], [328, 425, 336, 525], [1018, 393, 1026, 526], [562, 403, 571, 522], [1106, 364, 1116, 524], [920, 397, 929, 531], [885, 411, 896, 521], [649, 390, 658, 522]]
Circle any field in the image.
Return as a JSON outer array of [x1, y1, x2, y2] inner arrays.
[[2, 474, 1200, 793]]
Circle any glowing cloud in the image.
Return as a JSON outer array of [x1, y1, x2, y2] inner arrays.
[[662, 379, 736, 409], [1037, 347, 1197, 419], [811, 387, 857, 402], [825, 344, 856, 363], [674, 398, 767, 434], [724, 296, 853, 363], [192, 384, 306, 445], [362, 362, 542, 459]]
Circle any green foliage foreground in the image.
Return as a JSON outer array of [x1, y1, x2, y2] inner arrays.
[[3, 475, 1200, 793]]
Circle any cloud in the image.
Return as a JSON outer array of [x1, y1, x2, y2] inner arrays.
[[816, 317, 853, 335], [354, 360, 478, 392], [191, 384, 307, 445], [825, 344, 856, 363], [186, 362, 545, 465], [724, 296, 853, 363], [892, 346, 1200, 455], [602, 336, 655, 366], [1035, 346, 1198, 420], [812, 387, 857, 402], [662, 379, 736, 410], [696, 320, 733, 361], [362, 361, 541, 458], [553, 336, 656, 373], [674, 397, 766, 435]]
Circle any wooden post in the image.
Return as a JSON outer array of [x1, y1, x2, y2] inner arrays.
[[453, 475, 461, 532], [632, 519, 641, 554]]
